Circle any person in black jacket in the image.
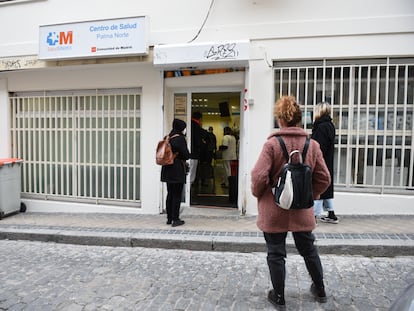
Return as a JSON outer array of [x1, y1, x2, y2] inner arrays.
[[311, 102, 339, 224], [189, 111, 210, 197], [161, 119, 190, 227]]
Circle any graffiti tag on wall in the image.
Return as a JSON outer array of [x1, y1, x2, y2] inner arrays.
[[205, 43, 239, 61], [0, 57, 42, 71]]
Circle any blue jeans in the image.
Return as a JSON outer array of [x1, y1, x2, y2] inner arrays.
[[314, 198, 334, 217]]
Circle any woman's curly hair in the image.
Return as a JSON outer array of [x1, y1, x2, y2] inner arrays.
[[274, 95, 302, 127]]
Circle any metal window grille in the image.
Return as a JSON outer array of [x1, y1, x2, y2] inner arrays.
[[10, 89, 141, 206], [274, 59, 414, 194]]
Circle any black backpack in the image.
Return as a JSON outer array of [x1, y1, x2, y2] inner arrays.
[[273, 136, 314, 210]]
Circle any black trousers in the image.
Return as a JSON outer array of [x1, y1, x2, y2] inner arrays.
[[166, 183, 184, 221], [263, 231, 324, 295]]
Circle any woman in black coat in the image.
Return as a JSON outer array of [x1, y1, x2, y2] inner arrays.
[[161, 119, 190, 227], [311, 102, 338, 224]]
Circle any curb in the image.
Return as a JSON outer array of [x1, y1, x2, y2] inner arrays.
[[1, 228, 413, 257]]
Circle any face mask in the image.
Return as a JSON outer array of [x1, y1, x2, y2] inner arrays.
[[182, 129, 187, 135]]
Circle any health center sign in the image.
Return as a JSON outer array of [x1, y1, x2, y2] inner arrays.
[[39, 16, 148, 60]]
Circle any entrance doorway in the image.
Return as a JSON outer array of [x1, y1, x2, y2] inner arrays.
[[189, 92, 241, 208]]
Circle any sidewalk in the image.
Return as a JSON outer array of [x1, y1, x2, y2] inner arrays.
[[0, 206, 413, 257]]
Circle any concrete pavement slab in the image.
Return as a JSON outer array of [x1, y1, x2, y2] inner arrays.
[[0, 208, 413, 256]]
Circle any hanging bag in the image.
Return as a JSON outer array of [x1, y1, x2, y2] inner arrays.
[[155, 134, 179, 165], [273, 136, 314, 210]]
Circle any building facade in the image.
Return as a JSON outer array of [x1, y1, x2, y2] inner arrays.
[[0, 0, 413, 215]]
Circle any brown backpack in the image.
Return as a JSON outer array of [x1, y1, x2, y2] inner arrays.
[[156, 134, 179, 165]]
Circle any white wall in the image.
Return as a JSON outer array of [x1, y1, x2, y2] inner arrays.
[[244, 57, 274, 215], [245, 32, 414, 215], [4, 62, 163, 214], [1, 0, 413, 215], [0, 79, 11, 158], [253, 33, 414, 61], [335, 192, 414, 215], [0, 0, 413, 57]]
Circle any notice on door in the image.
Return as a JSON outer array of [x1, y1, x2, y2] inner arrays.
[[174, 94, 187, 116]]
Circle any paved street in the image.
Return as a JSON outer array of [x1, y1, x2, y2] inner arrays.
[[0, 240, 412, 311]]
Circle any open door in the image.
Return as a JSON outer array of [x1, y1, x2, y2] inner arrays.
[[189, 92, 241, 208]]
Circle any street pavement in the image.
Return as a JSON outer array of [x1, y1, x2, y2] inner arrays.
[[0, 208, 413, 310], [0, 239, 412, 311]]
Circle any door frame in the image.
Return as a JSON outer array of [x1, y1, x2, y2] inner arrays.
[[164, 86, 245, 211], [160, 70, 247, 214]]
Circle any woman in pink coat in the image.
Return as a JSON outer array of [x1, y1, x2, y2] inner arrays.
[[251, 96, 331, 309]]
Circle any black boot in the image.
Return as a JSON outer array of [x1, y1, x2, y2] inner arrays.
[[267, 290, 285, 310], [172, 219, 185, 227], [310, 283, 327, 303]]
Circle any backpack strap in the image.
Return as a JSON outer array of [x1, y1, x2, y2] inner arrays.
[[169, 134, 180, 154], [276, 135, 310, 162], [302, 137, 310, 161], [275, 136, 289, 162]]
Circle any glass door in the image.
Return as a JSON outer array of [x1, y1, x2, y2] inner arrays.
[[189, 92, 241, 208]]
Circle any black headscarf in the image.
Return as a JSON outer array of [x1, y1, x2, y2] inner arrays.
[[170, 118, 186, 136]]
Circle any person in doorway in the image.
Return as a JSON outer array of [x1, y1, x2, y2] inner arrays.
[[251, 95, 331, 309], [219, 126, 237, 187], [312, 102, 339, 224], [199, 126, 217, 187], [189, 111, 209, 187], [207, 126, 217, 164], [160, 118, 190, 227]]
